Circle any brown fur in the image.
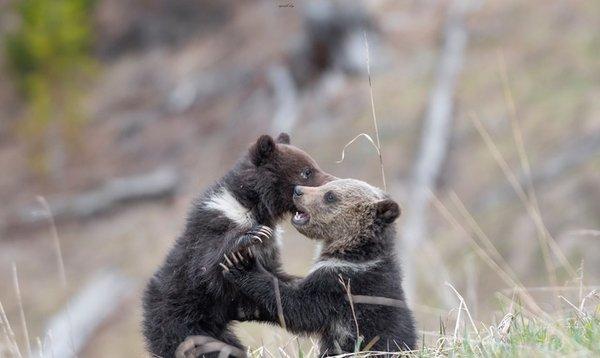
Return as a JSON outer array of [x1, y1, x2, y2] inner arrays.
[[222, 178, 416, 355], [293, 178, 396, 255], [142, 133, 336, 358]]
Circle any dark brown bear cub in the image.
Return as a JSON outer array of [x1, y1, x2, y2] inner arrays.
[[223, 178, 416, 356], [142, 133, 334, 358]]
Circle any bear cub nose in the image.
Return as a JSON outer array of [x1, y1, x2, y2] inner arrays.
[[293, 186, 303, 198]]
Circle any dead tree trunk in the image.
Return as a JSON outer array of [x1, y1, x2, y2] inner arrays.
[[401, 0, 470, 307], [269, 64, 298, 135]]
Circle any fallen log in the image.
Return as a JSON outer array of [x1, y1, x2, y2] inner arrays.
[[37, 271, 134, 358], [15, 167, 179, 228]]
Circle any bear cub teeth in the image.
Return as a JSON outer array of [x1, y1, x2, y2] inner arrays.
[[293, 211, 310, 225]]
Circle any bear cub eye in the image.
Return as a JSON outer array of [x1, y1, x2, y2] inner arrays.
[[324, 191, 337, 204], [300, 167, 313, 180]]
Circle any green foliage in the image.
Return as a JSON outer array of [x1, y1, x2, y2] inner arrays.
[[247, 309, 599, 357], [444, 314, 600, 357], [4, 0, 95, 175]]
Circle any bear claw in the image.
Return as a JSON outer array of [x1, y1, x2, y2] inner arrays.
[[221, 249, 255, 275], [250, 235, 263, 244]]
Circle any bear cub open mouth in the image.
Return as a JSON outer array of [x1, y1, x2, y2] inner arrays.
[[292, 210, 310, 226]]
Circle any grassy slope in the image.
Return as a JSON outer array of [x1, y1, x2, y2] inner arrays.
[[428, 313, 600, 357], [286, 308, 600, 357], [2, 294, 599, 357]]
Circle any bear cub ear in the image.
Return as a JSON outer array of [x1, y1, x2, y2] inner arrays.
[[250, 135, 277, 166], [375, 199, 401, 224], [276, 132, 291, 144]]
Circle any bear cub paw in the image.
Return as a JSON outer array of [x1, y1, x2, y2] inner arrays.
[[220, 249, 256, 282], [236, 225, 273, 249], [220, 225, 272, 279]]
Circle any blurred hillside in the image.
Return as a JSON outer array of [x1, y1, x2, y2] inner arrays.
[[0, 0, 599, 356]]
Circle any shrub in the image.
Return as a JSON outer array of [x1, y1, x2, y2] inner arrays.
[[5, 0, 95, 176]]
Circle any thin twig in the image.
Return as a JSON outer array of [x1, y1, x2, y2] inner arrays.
[[469, 112, 576, 279], [336, 133, 381, 165], [37, 196, 76, 355], [0, 300, 22, 358], [580, 289, 600, 313], [429, 190, 547, 319], [559, 296, 587, 320], [578, 261, 584, 309], [445, 282, 479, 336], [362, 336, 380, 352], [338, 276, 360, 343], [452, 300, 463, 344], [448, 191, 522, 286], [37, 197, 68, 288], [497, 51, 559, 293], [277, 347, 291, 358], [348, 295, 407, 309], [499, 285, 600, 293], [12, 263, 32, 358], [364, 32, 386, 191], [273, 276, 286, 330]]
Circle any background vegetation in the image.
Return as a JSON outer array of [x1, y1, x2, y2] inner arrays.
[[5, 0, 94, 177]]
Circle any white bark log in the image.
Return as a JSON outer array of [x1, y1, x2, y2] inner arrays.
[[401, 0, 470, 307], [16, 167, 179, 227], [37, 271, 134, 358]]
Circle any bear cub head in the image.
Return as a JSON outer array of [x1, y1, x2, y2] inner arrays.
[[291, 178, 400, 244], [246, 133, 335, 221]]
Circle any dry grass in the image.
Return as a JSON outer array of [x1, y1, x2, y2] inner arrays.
[[1, 147, 598, 358], [235, 286, 599, 357], [0, 196, 74, 358]]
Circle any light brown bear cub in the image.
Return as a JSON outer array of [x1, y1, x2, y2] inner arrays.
[[223, 178, 417, 356]]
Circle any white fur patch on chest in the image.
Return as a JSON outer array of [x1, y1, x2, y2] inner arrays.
[[273, 225, 284, 249], [205, 188, 255, 227], [309, 258, 382, 273]]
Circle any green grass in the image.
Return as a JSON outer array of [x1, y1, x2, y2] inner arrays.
[[266, 300, 600, 358], [430, 314, 600, 357]]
